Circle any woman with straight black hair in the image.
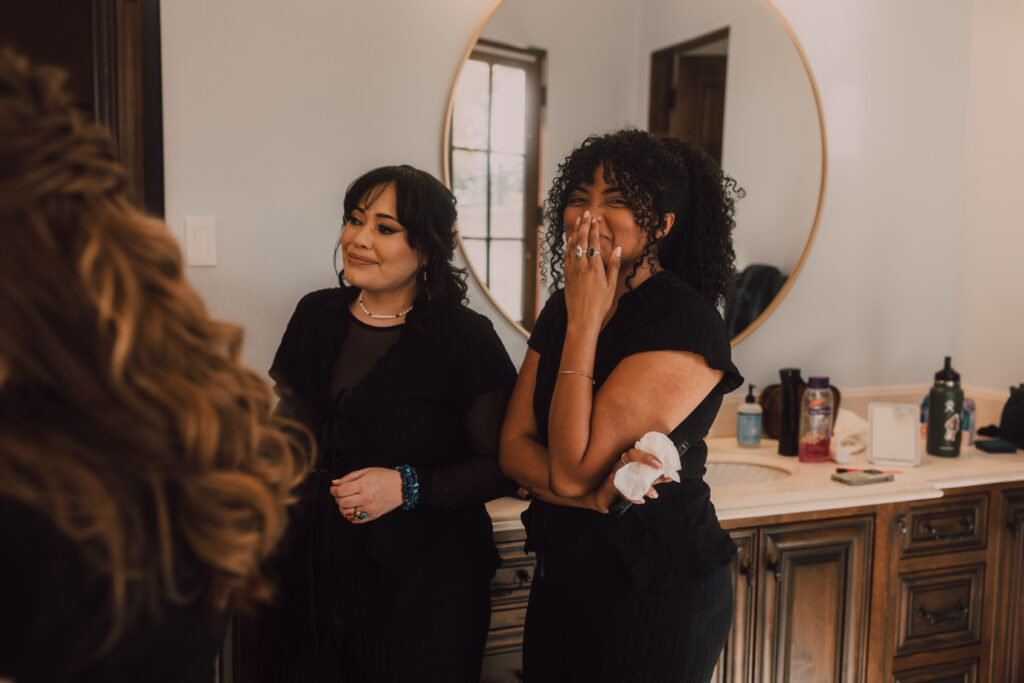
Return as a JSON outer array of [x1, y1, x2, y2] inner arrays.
[[262, 165, 517, 682]]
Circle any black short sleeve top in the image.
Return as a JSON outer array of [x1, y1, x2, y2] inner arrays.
[[524, 270, 743, 589]]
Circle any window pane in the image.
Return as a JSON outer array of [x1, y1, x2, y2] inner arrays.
[[452, 60, 490, 150], [491, 239, 524, 319], [451, 150, 488, 238], [491, 65, 526, 154], [463, 238, 489, 282], [490, 153, 524, 239]]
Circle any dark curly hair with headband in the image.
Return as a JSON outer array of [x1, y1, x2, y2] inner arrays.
[[0, 47, 311, 666], [543, 128, 743, 308]]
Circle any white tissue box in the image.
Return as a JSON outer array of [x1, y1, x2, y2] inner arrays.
[[868, 402, 921, 467]]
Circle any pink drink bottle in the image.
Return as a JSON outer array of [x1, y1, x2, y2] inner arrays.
[[798, 377, 833, 463]]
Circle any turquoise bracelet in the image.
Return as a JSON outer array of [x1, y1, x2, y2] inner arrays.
[[394, 464, 420, 510]]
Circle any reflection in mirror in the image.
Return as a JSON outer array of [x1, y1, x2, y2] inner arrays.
[[450, 41, 543, 327], [445, 0, 825, 342], [649, 27, 729, 165]]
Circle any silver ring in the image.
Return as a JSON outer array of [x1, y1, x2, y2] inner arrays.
[[573, 244, 584, 260], [588, 248, 600, 258], [621, 453, 628, 465]]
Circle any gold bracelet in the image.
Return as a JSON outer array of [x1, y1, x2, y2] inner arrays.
[[557, 369, 595, 383]]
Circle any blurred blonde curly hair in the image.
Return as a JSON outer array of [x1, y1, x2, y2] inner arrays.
[[0, 48, 312, 658]]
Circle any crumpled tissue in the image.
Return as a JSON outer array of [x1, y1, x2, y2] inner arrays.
[[613, 431, 680, 500], [832, 408, 869, 463]]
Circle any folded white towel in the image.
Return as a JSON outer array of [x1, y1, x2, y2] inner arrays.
[[613, 432, 681, 500]]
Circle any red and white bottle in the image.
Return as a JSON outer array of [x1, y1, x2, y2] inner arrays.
[[798, 377, 833, 463]]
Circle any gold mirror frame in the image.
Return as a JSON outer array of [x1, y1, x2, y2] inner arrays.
[[442, 0, 827, 347]]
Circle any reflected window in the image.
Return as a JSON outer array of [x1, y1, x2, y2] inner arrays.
[[449, 40, 544, 329]]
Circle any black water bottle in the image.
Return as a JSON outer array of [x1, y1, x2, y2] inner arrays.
[[778, 368, 803, 456], [926, 356, 963, 457]]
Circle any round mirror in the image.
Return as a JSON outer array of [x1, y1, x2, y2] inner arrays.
[[443, 0, 826, 345]]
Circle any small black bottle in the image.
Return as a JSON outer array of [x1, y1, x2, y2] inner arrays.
[[778, 368, 803, 456]]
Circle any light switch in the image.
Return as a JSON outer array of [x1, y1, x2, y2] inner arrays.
[[186, 216, 217, 266]]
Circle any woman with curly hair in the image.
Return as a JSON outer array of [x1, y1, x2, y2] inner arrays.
[[500, 129, 745, 682], [0, 49, 311, 682], [261, 165, 517, 681]]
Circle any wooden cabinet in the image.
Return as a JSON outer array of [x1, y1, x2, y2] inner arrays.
[[892, 659, 979, 683], [888, 492, 992, 680], [990, 488, 1024, 682], [223, 483, 1024, 683], [481, 526, 534, 683], [714, 517, 873, 683], [714, 530, 758, 683]]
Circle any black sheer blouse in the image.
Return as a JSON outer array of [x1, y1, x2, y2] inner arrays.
[[268, 286, 517, 609], [523, 270, 744, 590]]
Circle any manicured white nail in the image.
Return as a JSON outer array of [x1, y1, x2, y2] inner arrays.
[[614, 246, 622, 258]]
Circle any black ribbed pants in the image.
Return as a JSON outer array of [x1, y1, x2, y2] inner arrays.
[[522, 562, 733, 683]]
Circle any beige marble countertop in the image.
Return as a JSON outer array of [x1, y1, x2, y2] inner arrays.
[[486, 437, 1024, 530]]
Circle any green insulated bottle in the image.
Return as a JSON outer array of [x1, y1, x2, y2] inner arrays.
[[926, 356, 964, 457]]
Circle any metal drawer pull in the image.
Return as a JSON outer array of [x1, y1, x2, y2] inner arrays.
[[1010, 518, 1023, 540], [921, 518, 974, 541], [766, 559, 782, 580], [490, 569, 531, 598], [917, 601, 968, 627]]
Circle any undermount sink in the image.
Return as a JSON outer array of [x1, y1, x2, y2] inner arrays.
[[704, 460, 792, 487]]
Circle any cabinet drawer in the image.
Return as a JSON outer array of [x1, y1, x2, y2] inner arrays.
[[897, 495, 987, 557], [892, 658, 977, 683], [895, 564, 983, 655], [490, 540, 535, 605], [489, 603, 526, 631], [480, 648, 524, 683]]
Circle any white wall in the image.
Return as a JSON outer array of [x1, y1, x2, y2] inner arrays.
[[161, 0, 1016, 397], [957, 0, 1024, 392], [161, 0, 529, 369], [732, 0, 974, 391]]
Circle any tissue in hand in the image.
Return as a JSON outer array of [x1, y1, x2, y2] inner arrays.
[[613, 432, 681, 501]]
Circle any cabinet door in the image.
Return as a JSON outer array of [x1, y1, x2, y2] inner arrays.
[[993, 489, 1024, 683], [758, 517, 873, 683], [712, 528, 758, 683]]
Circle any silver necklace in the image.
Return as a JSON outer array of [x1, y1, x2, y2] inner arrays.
[[358, 291, 414, 320]]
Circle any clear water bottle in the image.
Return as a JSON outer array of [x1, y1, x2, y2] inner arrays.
[[798, 377, 833, 463]]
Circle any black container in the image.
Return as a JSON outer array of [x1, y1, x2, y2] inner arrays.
[[926, 356, 964, 457], [778, 368, 803, 456]]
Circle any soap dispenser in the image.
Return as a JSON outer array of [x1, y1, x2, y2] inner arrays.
[[737, 384, 762, 447], [926, 356, 964, 457]]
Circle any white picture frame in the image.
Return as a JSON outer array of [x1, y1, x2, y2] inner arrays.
[[868, 402, 922, 467]]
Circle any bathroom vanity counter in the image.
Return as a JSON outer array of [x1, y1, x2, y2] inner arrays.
[[483, 439, 1024, 682], [486, 436, 1024, 528]]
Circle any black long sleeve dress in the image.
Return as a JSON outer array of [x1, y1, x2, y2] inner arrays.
[[521, 270, 744, 683], [0, 497, 225, 683], [261, 286, 517, 682]]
